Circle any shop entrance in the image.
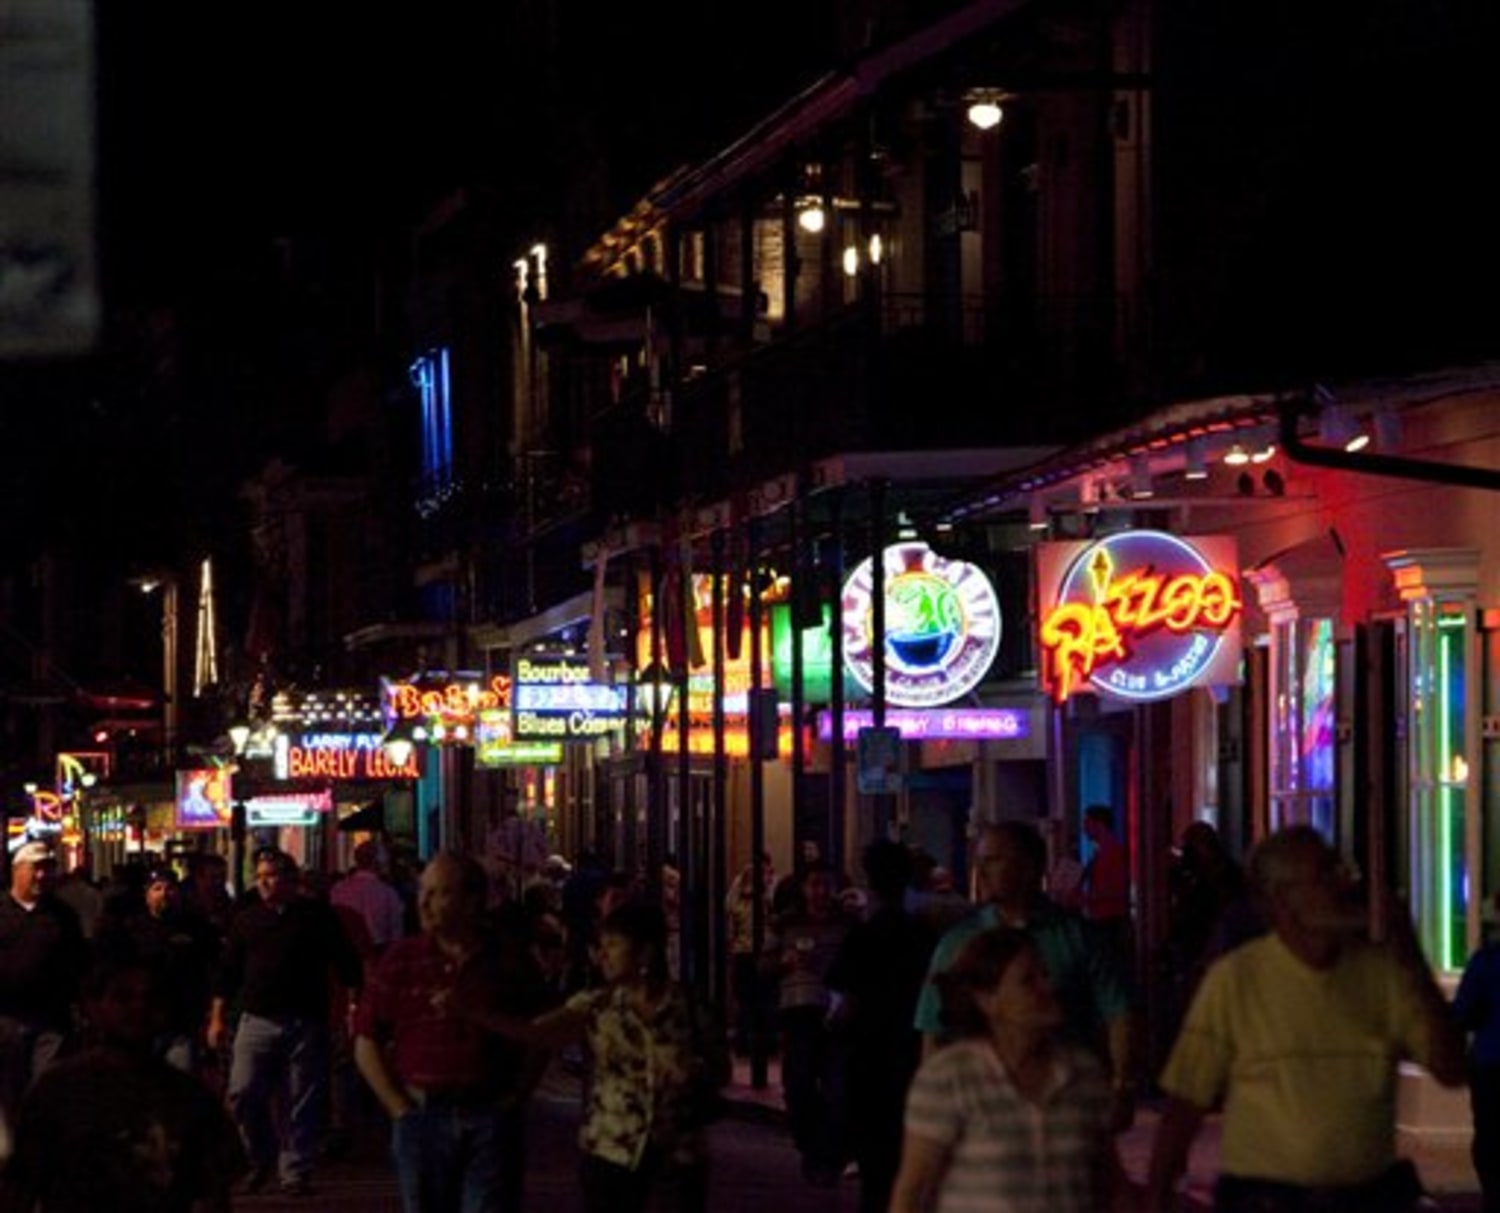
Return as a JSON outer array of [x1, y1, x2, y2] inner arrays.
[[904, 766, 972, 889]]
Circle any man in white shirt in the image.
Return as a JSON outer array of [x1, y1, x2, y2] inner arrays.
[[330, 840, 405, 953]]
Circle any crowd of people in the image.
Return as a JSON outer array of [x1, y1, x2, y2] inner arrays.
[[0, 812, 1494, 1213]]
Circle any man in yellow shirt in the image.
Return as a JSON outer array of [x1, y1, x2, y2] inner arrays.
[[1145, 825, 1465, 1212]]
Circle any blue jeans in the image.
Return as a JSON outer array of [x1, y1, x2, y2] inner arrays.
[[0, 1017, 67, 1161], [226, 1012, 329, 1185], [391, 1099, 526, 1213]]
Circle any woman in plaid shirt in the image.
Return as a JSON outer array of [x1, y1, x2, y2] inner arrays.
[[449, 900, 729, 1213], [891, 927, 1131, 1213]]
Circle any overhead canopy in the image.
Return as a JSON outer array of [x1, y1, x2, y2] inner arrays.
[[336, 801, 384, 833]]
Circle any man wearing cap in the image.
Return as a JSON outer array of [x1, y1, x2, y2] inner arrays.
[[0, 842, 88, 1159], [97, 866, 217, 1074]]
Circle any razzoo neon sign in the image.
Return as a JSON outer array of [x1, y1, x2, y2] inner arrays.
[[842, 542, 1002, 709], [1037, 530, 1243, 704]]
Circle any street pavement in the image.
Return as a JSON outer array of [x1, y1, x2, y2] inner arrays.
[[236, 1061, 857, 1212], [235, 1057, 1485, 1211]]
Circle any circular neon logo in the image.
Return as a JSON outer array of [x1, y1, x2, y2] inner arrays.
[[1041, 530, 1241, 703], [841, 542, 1001, 708]]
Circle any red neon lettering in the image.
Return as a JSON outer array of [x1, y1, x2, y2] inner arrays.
[[288, 747, 419, 781], [1040, 603, 1127, 703], [1041, 565, 1241, 702]]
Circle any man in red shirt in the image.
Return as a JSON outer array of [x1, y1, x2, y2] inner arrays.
[[1082, 805, 1133, 968], [354, 851, 550, 1213]]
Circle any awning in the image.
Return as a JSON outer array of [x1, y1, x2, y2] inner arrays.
[[336, 801, 384, 833]]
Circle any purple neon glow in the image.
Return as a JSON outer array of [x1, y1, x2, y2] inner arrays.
[[816, 708, 1029, 742]]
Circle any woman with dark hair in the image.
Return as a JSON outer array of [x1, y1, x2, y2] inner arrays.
[[448, 900, 728, 1213], [890, 926, 1130, 1213]]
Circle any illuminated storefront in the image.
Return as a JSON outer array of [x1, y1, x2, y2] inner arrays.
[[1384, 549, 1484, 974]]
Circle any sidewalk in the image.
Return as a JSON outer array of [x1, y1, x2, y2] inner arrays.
[[723, 1057, 1482, 1209]]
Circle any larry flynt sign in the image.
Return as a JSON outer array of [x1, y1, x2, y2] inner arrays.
[[510, 655, 628, 742], [841, 542, 1002, 709], [274, 732, 420, 781], [1036, 530, 1243, 704]]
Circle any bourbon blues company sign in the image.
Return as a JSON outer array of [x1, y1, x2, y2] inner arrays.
[[841, 542, 1002, 709], [1036, 531, 1243, 704]]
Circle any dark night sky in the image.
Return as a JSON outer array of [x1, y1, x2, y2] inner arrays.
[[97, 4, 832, 299], [0, 5, 832, 580]]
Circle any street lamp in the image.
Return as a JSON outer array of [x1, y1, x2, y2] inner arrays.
[[228, 721, 250, 898], [379, 718, 418, 770], [635, 660, 677, 731], [131, 573, 180, 768]]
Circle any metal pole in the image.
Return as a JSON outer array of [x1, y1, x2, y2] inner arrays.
[[675, 560, 693, 985], [710, 529, 728, 1012], [868, 478, 892, 837], [828, 490, 847, 886], [230, 799, 246, 900], [162, 579, 179, 769], [647, 546, 666, 904], [790, 496, 807, 859], [748, 517, 769, 1090]]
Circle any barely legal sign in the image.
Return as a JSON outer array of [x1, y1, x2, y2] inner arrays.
[[1036, 530, 1242, 704], [841, 542, 1002, 709]]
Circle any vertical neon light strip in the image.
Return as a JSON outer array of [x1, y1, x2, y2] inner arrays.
[[1438, 620, 1452, 969], [438, 347, 453, 483], [412, 356, 435, 482], [411, 349, 453, 489], [193, 557, 218, 696]]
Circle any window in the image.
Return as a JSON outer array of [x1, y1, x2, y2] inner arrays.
[[1269, 616, 1336, 837]]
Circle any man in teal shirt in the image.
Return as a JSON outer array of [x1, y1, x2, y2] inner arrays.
[[913, 821, 1138, 1130]]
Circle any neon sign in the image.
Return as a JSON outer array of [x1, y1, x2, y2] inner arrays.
[[382, 672, 511, 743], [175, 768, 234, 830], [817, 708, 1031, 742], [247, 790, 332, 828], [1037, 531, 1243, 704], [842, 542, 1001, 708], [511, 656, 628, 742], [274, 733, 420, 781], [475, 709, 564, 767]]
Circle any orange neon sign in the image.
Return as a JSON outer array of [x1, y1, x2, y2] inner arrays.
[[385, 674, 512, 723], [1038, 532, 1243, 704]]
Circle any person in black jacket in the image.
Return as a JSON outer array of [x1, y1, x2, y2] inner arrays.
[[206, 849, 362, 1197], [827, 840, 938, 1213], [96, 866, 218, 1076], [0, 841, 87, 1162]]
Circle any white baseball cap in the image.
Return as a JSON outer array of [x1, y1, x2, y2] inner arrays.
[[12, 841, 55, 867]]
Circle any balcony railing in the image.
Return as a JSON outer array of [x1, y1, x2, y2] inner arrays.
[[665, 289, 1141, 495]]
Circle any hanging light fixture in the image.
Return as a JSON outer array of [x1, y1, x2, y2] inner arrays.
[[966, 94, 1004, 130], [797, 199, 826, 234]]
